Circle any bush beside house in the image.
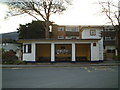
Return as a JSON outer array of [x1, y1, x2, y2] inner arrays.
[[2, 49, 26, 64]]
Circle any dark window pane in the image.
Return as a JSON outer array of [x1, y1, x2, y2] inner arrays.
[[28, 44, 31, 53], [107, 50, 111, 53], [107, 50, 115, 53], [93, 43, 96, 46], [24, 45, 26, 53]]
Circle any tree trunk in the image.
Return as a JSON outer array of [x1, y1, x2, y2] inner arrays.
[[45, 20, 50, 39], [118, 26, 120, 55], [115, 26, 120, 59]]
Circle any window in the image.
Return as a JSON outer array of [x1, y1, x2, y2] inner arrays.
[[23, 45, 26, 53], [90, 30, 96, 36], [23, 44, 32, 53], [66, 26, 79, 32], [105, 37, 111, 41], [65, 36, 80, 39], [104, 29, 115, 31], [58, 36, 64, 39], [2, 43, 8, 46], [109, 29, 115, 31], [28, 44, 31, 53], [65, 36, 72, 39], [105, 37, 116, 41], [58, 27, 64, 31], [107, 50, 115, 53], [111, 37, 116, 40], [93, 43, 96, 46]]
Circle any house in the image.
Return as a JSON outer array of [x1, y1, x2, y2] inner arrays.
[[18, 25, 104, 62], [101, 25, 116, 60], [0, 32, 21, 51]]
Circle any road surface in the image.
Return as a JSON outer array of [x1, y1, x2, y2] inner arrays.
[[2, 65, 118, 88]]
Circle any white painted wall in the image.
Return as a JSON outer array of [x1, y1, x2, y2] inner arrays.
[[82, 28, 101, 39], [72, 43, 75, 62], [51, 43, 55, 62], [23, 40, 103, 62], [91, 42, 100, 61], [98, 38, 104, 60], [23, 43, 36, 61]]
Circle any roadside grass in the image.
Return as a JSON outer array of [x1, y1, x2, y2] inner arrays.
[[3, 60, 27, 65]]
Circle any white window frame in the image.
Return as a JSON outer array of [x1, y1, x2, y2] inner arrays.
[[58, 27, 64, 31], [105, 37, 111, 41], [58, 36, 64, 39], [23, 44, 32, 53], [65, 36, 72, 39], [65, 36, 80, 39], [90, 30, 96, 36], [66, 26, 79, 32]]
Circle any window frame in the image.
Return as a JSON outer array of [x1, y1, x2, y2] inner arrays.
[[66, 26, 79, 32], [58, 27, 64, 31], [105, 37, 111, 41], [65, 36, 80, 39], [90, 30, 96, 36], [23, 44, 32, 53], [58, 36, 64, 39]]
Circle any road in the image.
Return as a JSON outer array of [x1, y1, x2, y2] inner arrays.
[[2, 66, 118, 88]]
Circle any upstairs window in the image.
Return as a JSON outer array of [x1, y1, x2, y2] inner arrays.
[[58, 36, 64, 39], [105, 37, 111, 41], [23, 44, 32, 53], [66, 26, 79, 32], [65, 36, 79, 39], [105, 37, 116, 41], [58, 27, 64, 31], [90, 30, 96, 36], [107, 50, 115, 53]]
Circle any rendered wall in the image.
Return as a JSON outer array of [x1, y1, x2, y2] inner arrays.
[[22, 40, 103, 62], [82, 28, 101, 39], [23, 43, 36, 61], [98, 38, 104, 60], [91, 42, 100, 61]]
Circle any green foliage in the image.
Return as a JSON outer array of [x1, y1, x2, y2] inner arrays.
[[2, 50, 17, 60], [0, 48, 3, 60], [115, 55, 120, 60], [2, 50, 27, 64], [2, 50, 18, 64], [3, 60, 27, 65], [18, 20, 46, 39]]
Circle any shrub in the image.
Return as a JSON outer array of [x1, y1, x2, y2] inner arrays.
[[116, 55, 120, 60], [2, 50, 18, 64], [3, 60, 27, 65], [2, 50, 27, 64], [2, 50, 17, 60]]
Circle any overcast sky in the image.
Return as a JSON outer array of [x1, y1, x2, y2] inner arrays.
[[0, 0, 119, 34]]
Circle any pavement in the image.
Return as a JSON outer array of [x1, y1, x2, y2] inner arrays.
[[1, 60, 120, 68]]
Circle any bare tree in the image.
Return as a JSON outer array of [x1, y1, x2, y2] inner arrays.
[[6, 0, 72, 39], [98, 0, 120, 56]]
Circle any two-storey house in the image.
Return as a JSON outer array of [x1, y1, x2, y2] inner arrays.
[[101, 25, 116, 60]]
